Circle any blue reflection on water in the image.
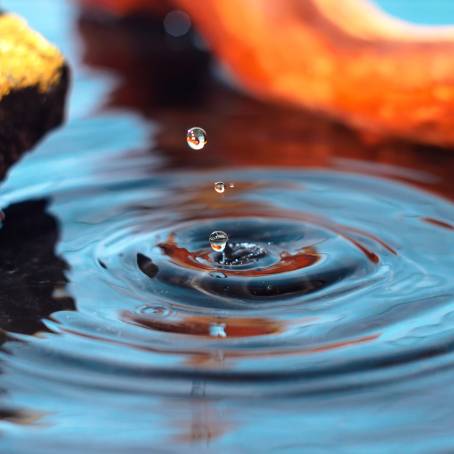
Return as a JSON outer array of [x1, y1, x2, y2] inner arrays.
[[0, 1, 454, 453], [376, 0, 454, 25]]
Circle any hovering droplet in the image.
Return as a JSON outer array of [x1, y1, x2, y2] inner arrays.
[[209, 230, 228, 252], [186, 127, 207, 150], [214, 182, 225, 193]]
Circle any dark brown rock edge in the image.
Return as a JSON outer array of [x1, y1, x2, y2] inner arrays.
[[0, 12, 69, 180], [0, 67, 69, 180]]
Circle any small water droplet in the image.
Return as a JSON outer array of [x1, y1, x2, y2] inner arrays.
[[186, 127, 207, 150], [209, 323, 227, 338], [209, 230, 228, 252], [229, 183, 235, 189], [214, 182, 225, 193]]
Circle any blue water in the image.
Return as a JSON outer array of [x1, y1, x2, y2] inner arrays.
[[0, 1, 454, 453]]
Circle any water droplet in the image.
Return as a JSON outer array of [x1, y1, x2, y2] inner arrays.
[[186, 127, 207, 150], [209, 230, 228, 252], [209, 323, 227, 338], [229, 183, 235, 189], [214, 182, 225, 193]]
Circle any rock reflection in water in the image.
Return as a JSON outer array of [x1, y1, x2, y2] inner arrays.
[[0, 200, 74, 335]]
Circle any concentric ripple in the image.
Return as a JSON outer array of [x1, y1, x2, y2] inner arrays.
[[98, 215, 381, 308], [4, 142, 453, 398]]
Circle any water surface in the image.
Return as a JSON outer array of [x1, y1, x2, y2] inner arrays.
[[1, 1, 454, 452]]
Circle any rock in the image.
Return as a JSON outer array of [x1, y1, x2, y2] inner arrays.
[[0, 13, 69, 180]]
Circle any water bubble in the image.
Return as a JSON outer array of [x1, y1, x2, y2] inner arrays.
[[163, 10, 191, 38], [214, 182, 225, 193], [186, 127, 207, 150], [209, 230, 228, 252]]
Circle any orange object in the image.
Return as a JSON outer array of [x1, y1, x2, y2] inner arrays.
[[79, 0, 454, 147]]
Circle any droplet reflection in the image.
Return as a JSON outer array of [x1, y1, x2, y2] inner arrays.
[[214, 182, 225, 193], [209, 230, 229, 252]]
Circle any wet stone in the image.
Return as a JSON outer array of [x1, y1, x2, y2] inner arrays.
[[0, 13, 68, 180]]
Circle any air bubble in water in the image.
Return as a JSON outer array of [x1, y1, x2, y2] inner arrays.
[[209, 230, 228, 252], [163, 10, 191, 38], [214, 182, 225, 193], [186, 127, 207, 150]]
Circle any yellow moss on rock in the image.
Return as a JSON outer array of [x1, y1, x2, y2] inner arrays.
[[0, 13, 65, 99]]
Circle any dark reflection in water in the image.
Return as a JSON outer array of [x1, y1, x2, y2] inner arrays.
[[0, 200, 74, 334], [0, 1, 454, 453]]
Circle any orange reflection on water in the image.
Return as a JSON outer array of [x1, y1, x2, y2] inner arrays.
[[80, 0, 454, 147], [123, 312, 288, 338], [78, 6, 454, 202]]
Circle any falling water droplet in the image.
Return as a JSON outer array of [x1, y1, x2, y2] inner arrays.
[[186, 127, 207, 150], [209, 230, 229, 252], [214, 182, 225, 193]]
